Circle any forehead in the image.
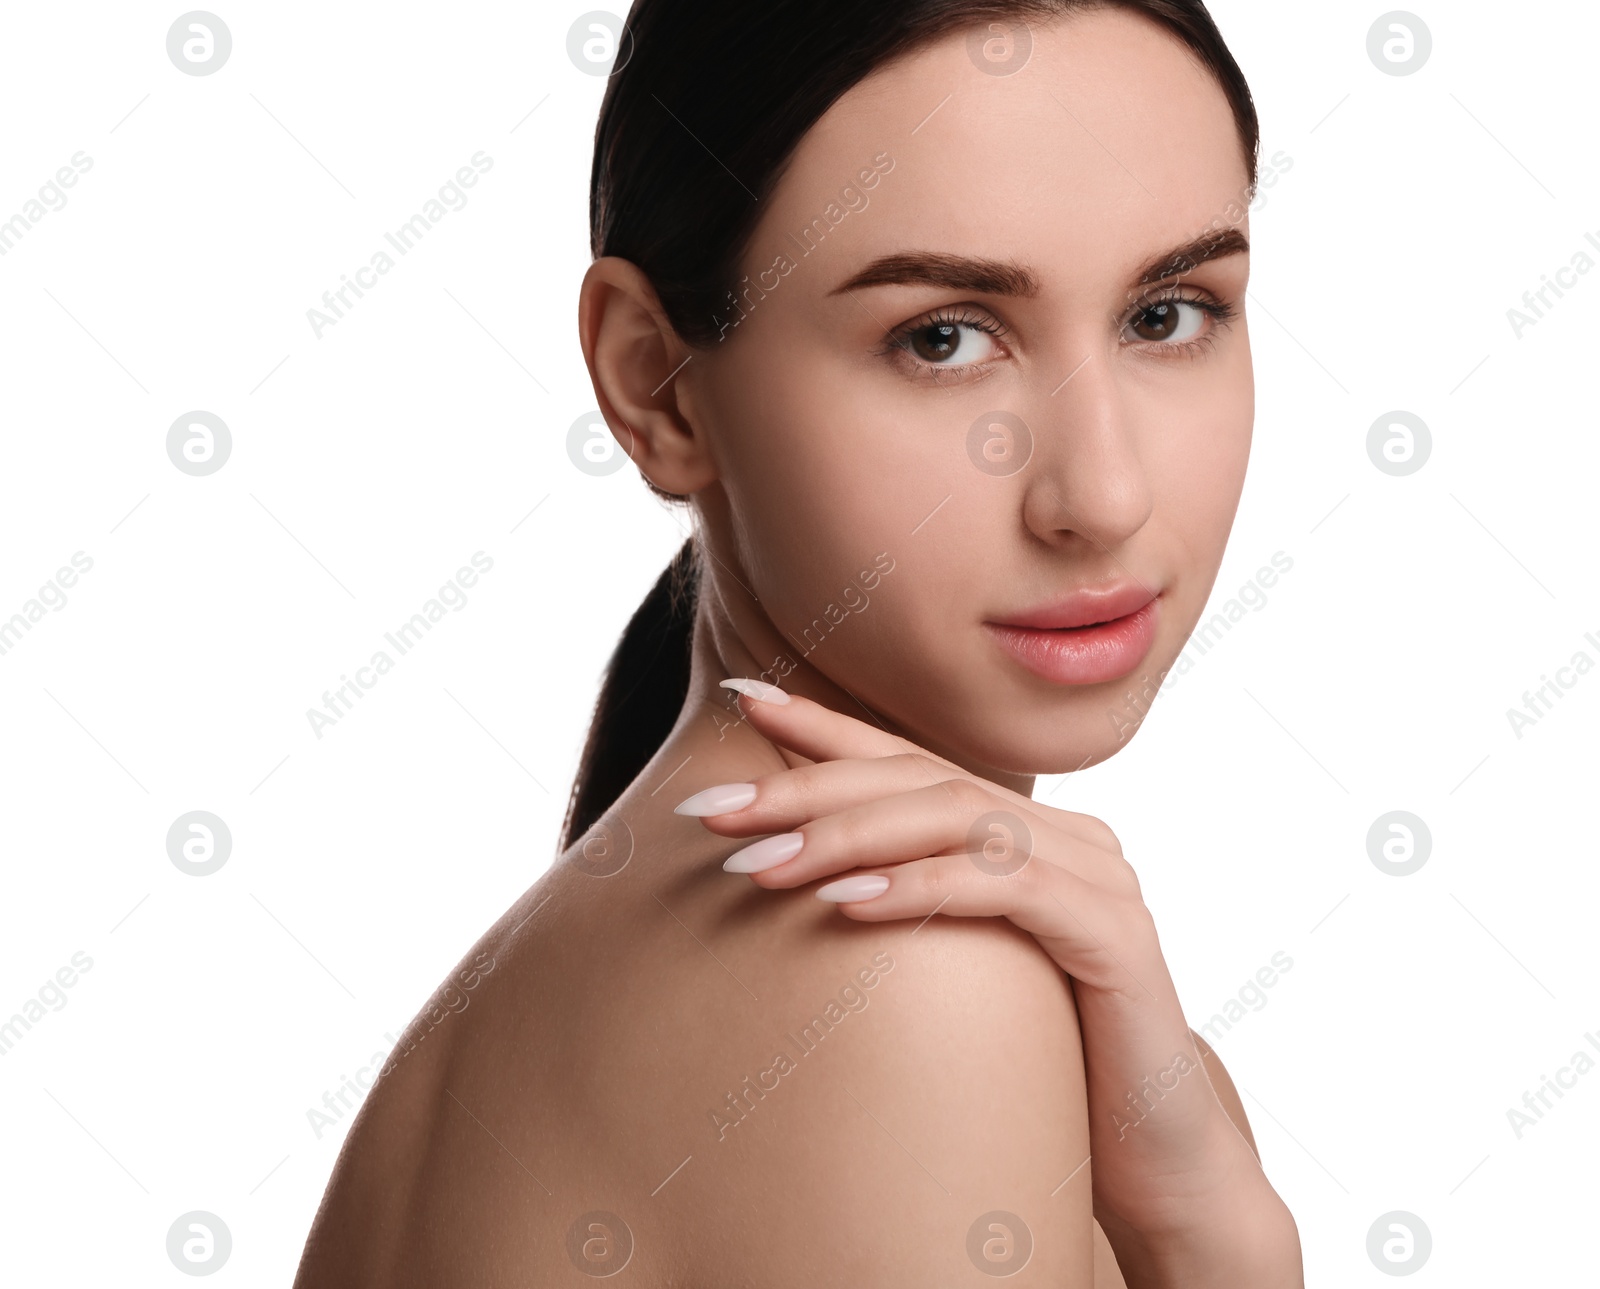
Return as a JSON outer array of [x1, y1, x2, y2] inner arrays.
[[748, 8, 1251, 285]]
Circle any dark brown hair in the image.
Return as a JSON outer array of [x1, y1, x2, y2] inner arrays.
[[559, 0, 1259, 852]]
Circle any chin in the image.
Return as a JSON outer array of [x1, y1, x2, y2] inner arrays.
[[938, 714, 1144, 782]]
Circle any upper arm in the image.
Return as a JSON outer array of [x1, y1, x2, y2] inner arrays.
[[695, 914, 1098, 1284]]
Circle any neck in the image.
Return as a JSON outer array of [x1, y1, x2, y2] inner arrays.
[[648, 544, 1037, 802]]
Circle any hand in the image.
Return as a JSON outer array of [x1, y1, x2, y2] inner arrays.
[[676, 680, 1301, 1284]]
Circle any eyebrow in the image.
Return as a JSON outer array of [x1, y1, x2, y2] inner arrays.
[[829, 251, 1039, 297], [828, 228, 1249, 298], [1134, 228, 1250, 286]]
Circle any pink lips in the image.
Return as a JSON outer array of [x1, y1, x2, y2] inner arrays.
[[983, 584, 1160, 685]]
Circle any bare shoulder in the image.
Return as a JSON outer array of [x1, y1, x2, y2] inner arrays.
[[413, 795, 1103, 1284], [765, 912, 1097, 1281], [613, 819, 1100, 1283]]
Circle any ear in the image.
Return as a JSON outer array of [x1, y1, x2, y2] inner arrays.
[[577, 257, 716, 496]]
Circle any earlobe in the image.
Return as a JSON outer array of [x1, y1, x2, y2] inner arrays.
[[578, 257, 717, 496]]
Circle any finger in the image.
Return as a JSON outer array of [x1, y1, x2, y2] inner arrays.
[[722, 681, 1048, 819], [719, 777, 1133, 913], [720, 681, 919, 763], [731, 778, 1039, 885], [725, 679, 1055, 820], [816, 851, 1154, 997], [717, 680, 1127, 861], [690, 752, 965, 836], [704, 687, 1121, 853]]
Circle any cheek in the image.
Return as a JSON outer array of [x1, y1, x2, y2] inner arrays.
[[1149, 351, 1253, 532], [701, 384, 862, 647], [707, 346, 962, 586]]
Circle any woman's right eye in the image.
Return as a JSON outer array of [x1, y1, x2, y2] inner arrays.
[[887, 309, 1010, 377], [902, 320, 1000, 365]]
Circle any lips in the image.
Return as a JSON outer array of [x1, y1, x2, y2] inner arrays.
[[983, 584, 1161, 686], [988, 581, 1157, 631]]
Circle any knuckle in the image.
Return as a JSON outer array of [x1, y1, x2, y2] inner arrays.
[[1110, 855, 1144, 899], [1112, 892, 1157, 940], [895, 751, 943, 779], [826, 807, 874, 864], [939, 776, 994, 816], [758, 763, 820, 814], [921, 853, 965, 903], [1009, 852, 1050, 899], [1081, 813, 1125, 857]]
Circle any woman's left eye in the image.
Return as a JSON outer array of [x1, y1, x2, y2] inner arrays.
[[1122, 295, 1232, 350]]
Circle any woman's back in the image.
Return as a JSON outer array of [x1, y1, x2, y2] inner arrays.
[[292, 760, 1097, 1286]]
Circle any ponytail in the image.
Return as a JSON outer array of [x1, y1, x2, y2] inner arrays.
[[558, 536, 700, 853]]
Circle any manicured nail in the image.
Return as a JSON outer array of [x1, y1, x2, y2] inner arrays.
[[724, 832, 805, 873], [816, 875, 890, 902], [719, 677, 791, 704], [674, 782, 758, 816]]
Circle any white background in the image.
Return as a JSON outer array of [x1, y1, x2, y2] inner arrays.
[[1, 1, 1595, 1283]]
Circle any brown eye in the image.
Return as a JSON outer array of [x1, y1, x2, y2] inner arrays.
[[895, 318, 1001, 367], [1125, 298, 1206, 346], [909, 323, 960, 361]]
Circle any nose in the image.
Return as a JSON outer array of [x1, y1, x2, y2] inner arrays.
[[1019, 353, 1153, 552]]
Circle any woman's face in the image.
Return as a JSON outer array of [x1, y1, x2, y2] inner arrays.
[[680, 7, 1255, 778]]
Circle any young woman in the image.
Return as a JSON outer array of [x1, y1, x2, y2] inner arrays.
[[294, 2, 1303, 1283]]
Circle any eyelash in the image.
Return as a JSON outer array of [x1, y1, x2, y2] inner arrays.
[[883, 305, 1004, 356], [1126, 289, 1238, 359], [881, 288, 1238, 381]]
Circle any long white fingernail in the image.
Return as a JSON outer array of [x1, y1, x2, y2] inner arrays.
[[719, 677, 791, 704], [674, 782, 758, 816], [724, 832, 804, 873], [816, 875, 890, 903]]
